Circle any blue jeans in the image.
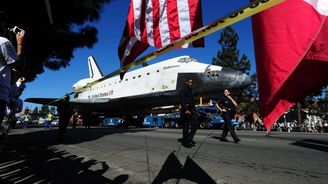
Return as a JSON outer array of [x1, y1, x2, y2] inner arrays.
[[45, 120, 52, 128], [24, 121, 29, 128]]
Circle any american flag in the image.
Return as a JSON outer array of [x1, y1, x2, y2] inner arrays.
[[118, 0, 204, 72]]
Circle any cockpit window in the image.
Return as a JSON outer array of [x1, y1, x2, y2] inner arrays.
[[178, 57, 197, 63]]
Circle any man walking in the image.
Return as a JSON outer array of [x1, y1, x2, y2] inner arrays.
[[216, 89, 241, 143], [180, 79, 198, 148]]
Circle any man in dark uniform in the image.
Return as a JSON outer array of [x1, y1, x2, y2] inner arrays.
[[180, 79, 198, 148], [57, 95, 72, 143], [216, 89, 241, 143]]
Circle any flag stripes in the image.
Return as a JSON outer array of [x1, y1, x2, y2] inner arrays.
[[118, 0, 204, 70]]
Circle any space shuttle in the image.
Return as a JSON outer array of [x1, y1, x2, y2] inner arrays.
[[25, 55, 251, 116]]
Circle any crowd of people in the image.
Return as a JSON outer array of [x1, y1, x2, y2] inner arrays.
[[233, 111, 328, 133], [272, 119, 328, 133]]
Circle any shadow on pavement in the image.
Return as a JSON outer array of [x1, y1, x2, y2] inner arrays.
[[291, 139, 328, 153], [152, 152, 216, 184], [266, 134, 328, 153], [62, 127, 153, 145], [0, 127, 151, 183]]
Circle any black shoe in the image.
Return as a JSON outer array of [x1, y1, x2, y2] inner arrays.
[[0, 144, 5, 154], [57, 136, 64, 144], [182, 142, 192, 148], [177, 138, 184, 143], [220, 138, 228, 142], [234, 138, 241, 144]]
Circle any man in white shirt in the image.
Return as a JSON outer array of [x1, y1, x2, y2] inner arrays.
[[0, 11, 25, 150]]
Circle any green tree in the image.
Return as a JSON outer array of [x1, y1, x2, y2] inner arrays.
[[240, 73, 260, 115], [30, 107, 39, 120], [32, 107, 39, 114], [243, 73, 258, 98], [308, 85, 328, 99], [39, 105, 50, 115], [50, 107, 56, 114], [0, 0, 112, 81], [212, 26, 255, 115], [212, 26, 251, 75], [309, 86, 328, 116], [324, 87, 328, 100]]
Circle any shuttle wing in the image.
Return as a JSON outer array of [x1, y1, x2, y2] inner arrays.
[[25, 98, 62, 106], [25, 97, 111, 106]]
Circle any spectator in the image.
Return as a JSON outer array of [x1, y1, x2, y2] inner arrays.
[[72, 112, 78, 128], [83, 113, 91, 129], [323, 120, 328, 133], [44, 112, 53, 129], [0, 11, 26, 150], [77, 114, 83, 126], [2, 77, 25, 130], [57, 96, 72, 143], [7, 77, 25, 114], [23, 114, 29, 129]]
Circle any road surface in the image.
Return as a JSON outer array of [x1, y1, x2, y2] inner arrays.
[[0, 127, 327, 183]]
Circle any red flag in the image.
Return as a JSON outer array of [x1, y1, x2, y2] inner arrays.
[[252, 0, 328, 131], [118, 0, 204, 77]]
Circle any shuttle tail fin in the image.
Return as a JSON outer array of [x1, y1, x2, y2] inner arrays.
[[88, 56, 103, 79]]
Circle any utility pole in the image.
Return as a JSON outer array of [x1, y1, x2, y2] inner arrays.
[[297, 102, 302, 130]]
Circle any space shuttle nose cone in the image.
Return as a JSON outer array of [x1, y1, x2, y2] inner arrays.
[[236, 73, 251, 88]]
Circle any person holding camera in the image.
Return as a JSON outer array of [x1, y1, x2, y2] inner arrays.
[[216, 89, 241, 143], [179, 79, 199, 148], [0, 11, 26, 151]]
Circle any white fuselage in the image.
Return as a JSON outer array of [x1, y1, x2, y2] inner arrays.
[[75, 56, 222, 100]]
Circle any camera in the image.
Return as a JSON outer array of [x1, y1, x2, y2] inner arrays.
[[12, 26, 22, 34]]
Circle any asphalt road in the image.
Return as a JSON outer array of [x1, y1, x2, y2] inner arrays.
[[0, 127, 327, 184]]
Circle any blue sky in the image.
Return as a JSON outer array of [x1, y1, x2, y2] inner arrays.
[[22, 0, 256, 109]]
